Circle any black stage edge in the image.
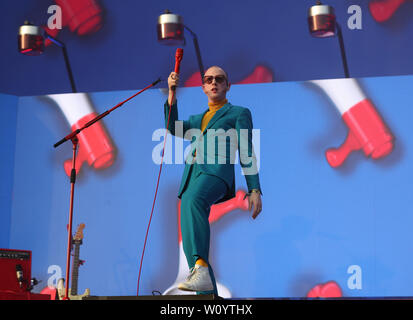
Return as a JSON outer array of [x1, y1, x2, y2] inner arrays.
[[83, 294, 222, 300], [82, 295, 413, 300]]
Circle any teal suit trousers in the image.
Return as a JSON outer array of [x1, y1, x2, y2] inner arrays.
[[180, 163, 228, 295]]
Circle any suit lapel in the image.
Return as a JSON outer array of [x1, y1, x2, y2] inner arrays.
[[192, 112, 205, 131]]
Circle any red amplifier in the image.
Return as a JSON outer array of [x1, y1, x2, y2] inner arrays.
[[0, 249, 32, 293]]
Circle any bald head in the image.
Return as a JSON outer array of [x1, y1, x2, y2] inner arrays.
[[202, 66, 231, 103]]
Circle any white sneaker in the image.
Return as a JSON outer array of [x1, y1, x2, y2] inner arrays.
[[178, 264, 214, 292]]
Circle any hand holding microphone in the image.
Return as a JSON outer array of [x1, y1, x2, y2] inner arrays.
[[167, 72, 179, 106], [168, 48, 183, 106], [168, 72, 179, 91]]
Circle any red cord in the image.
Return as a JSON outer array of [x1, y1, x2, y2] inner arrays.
[[137, 100, 173, 296]]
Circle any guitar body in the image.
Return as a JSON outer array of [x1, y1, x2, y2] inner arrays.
[[69, 288, 91, 300], [57, 278, 90, 300]]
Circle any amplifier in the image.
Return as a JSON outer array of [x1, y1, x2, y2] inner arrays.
[[0, 249, 32, 293]]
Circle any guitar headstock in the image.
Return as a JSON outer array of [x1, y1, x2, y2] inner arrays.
[[73, 223, 85, 244]]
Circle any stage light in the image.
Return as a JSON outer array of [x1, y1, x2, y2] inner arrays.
[[18, 22, 45, 56], [157, 10, 205, 82], [157, 11, 184, 46], [18, 21, 77, 92], [308, 1, 350, 78], [308, 1, 336, 38]]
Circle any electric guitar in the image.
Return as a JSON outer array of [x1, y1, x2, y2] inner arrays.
[[57, 223, 91, 300]]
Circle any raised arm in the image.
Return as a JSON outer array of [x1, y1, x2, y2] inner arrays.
[[164, 72, 190, 138]]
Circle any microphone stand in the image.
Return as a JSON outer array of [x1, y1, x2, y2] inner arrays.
[[183, 25, 205, 82], [54, 78, 161, 300], [45, 33, 77, 93], [335, 22, 350, 78]]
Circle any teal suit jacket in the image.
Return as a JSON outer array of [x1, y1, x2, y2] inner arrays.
[[164, 100, 261, 203]]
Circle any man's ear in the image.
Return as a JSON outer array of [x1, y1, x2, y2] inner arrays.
[[226, 82, 231, 92]]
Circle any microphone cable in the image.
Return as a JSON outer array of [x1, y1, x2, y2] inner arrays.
[[136, 87, 174, 296], [137, 49, 183, 296]]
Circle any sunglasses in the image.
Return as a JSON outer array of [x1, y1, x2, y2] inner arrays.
[[203, 75, 227, 85]]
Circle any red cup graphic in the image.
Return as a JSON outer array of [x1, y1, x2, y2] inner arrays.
[[310, 78, 394, 168], [47, 93, 116, 176]]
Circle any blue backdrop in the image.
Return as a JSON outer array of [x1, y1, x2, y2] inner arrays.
[[5, 74, 413, 298], [0, 93, 18, 249]]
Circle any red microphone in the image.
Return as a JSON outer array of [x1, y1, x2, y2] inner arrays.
[[174, 48, 183, 73], [171, 48, 183, 91]]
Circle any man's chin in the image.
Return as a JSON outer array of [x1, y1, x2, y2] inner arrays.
[[209, 93, 225, 101]]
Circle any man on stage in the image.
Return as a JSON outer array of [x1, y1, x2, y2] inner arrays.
[[164, 66, 262, 295]]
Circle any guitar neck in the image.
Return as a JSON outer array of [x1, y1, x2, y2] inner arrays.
[[70, 242, 81, 296]]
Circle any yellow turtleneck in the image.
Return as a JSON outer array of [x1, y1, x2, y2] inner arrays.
[[201, 99, 228, 132]]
